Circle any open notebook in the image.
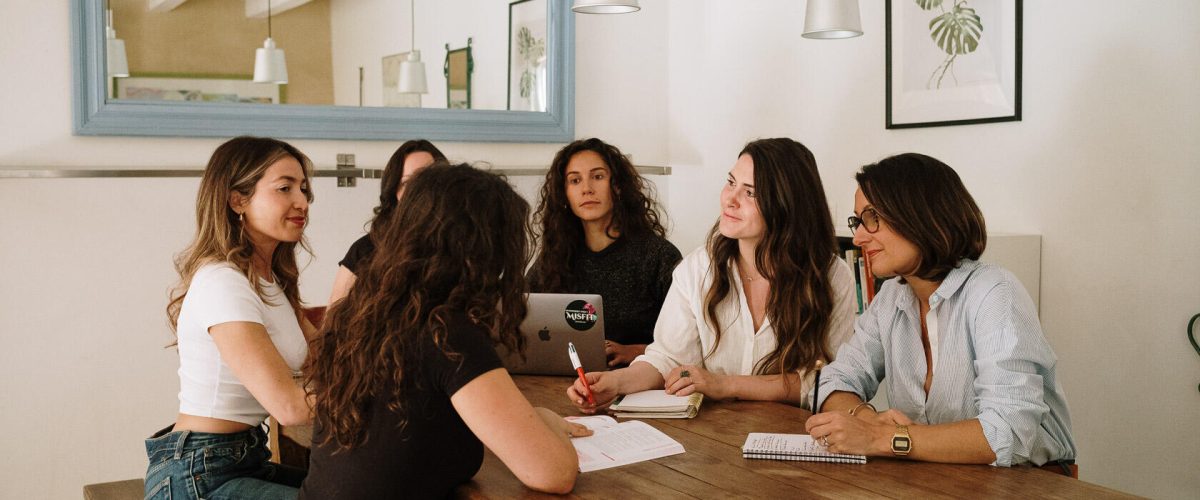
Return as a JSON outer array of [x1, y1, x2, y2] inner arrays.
[[609, 390, 703, 419], [566, 415, 685, 472], [742, 433, 867, 464]]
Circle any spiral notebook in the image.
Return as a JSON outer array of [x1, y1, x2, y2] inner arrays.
[[742, 433, 867, 464]]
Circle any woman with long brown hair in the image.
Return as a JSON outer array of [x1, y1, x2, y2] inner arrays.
[[568, 138, 856, 410], [528, 138, 681, 366], [145, 136, 315, 499], [327, 139, 447, 305], [301, 164, 590, 498]]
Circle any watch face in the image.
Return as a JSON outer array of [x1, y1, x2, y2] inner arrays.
[[892, 436, 911, 450]]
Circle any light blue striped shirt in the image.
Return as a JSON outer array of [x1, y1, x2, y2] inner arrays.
[[818, 260, 1076, 466]]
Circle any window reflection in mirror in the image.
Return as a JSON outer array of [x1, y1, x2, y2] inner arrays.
[[106, 0, 547, 111]]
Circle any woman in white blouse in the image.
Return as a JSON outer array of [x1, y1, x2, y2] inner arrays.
[[568, 138, 856, 410], [144, 137, 316, 500]]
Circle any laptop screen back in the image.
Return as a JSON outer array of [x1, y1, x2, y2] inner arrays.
[[499, 293, 607, 375]]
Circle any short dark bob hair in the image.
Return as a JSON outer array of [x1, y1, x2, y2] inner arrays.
[[856, 153, 986, 282]]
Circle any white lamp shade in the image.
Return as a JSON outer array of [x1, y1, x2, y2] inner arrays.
[[253, 38, 288, 84], [802, 0, 863, 39], [572, 0, 640, 14], [106, 36, 129, 78], [398, 50, 428, 94]]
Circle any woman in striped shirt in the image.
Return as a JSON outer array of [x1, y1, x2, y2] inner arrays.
[[808, 153, 1076, 468]]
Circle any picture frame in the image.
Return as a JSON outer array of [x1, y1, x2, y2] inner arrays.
[[381, 52, 422, 108], [444, 39, 474, 110], [508, 0, 548, 112], [886, 0, 1022, 129], [114, 73, 284, 104]]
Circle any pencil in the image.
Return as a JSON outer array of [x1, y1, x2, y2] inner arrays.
[[812, 360, 824, 412]]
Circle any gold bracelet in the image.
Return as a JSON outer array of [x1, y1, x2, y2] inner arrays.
[[848, 402, 877, 416]]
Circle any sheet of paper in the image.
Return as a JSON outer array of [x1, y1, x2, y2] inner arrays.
[[569, 420, 685, 472]]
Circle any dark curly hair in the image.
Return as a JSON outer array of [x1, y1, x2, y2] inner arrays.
[[370, 139, 447, 233], [704, 138, 838, 379], [530, 138, 667, 291], [303, 163, 530, 451]]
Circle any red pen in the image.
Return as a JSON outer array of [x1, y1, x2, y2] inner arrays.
[[568, 342, 596, 406]]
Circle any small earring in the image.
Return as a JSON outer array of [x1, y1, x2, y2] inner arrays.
[[237, 212, 244, 222]]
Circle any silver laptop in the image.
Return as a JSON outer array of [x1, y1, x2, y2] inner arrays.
[[499, 293, 608, 375]]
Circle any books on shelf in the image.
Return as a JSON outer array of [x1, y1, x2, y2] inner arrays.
[[742, 433, 867, 464], [566, 415, 685, 472], [838, 237, 884, 313], [609, 390, 703, 419]]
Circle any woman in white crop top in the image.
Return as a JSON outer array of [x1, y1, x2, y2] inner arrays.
[[143, 136, 316, 500], [567, 138, 856, 411]]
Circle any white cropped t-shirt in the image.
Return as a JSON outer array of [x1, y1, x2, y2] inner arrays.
[[176, 262, 307, 426]]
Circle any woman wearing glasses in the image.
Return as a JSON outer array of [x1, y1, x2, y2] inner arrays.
[[567, 138, 856, 410], [806, 153, 1076, 469]]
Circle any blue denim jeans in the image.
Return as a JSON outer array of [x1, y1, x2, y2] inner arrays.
[[144, 424, 307, 500]]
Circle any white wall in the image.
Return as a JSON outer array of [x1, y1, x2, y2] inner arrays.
[[1, 1, 1197, 499], [329, 0, 510, 109]]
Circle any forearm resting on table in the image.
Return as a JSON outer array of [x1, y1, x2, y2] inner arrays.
[[894, 420, 996, 464], [726, 372, 804, 402], [615, 361, 666, 393]]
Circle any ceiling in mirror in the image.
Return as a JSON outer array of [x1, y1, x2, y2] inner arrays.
[[72, 0, 574, 141], [107, 0, 544, 111]]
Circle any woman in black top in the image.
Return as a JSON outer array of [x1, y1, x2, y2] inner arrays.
[[301, 164, 591, 499], [327, 139, 447, 306], [528, 138, 682, 367]]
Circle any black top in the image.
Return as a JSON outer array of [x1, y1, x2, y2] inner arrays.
[[338, 234, 375, 274], [299, 313, 504, 500], [527, 234, 682, 346]]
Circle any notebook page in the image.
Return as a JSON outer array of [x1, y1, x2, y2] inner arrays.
[[570, 420, 685, 472]]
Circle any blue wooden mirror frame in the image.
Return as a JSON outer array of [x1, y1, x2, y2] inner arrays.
[[70, 0, 574, 142]]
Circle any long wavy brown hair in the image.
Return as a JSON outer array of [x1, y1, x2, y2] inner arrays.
[[370, 139, 447, 233], [304, 163, 531, 451], [166, 136, 314, 336], [530, 138, 666, 291], [704, 138, 838, 378]]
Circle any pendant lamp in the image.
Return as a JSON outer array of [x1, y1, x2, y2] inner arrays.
[[572, 0, 640, 14], [802, 0, 863, 39], [253, 0, 288, 84], [398, 0, 428, 94], [106, 9, 129, 78]]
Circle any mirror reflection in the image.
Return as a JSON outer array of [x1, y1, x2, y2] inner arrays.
[[106, 0, 549, 111]]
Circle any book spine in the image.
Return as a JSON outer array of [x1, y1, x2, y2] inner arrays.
[[845, 248, 863, 314]]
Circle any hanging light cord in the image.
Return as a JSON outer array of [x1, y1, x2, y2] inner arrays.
[[267, 0, 273, 39], [410, 0, 416, 52], [1189, 313, 1200, 393]]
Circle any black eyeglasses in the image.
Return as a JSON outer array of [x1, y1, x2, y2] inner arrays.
[[847, 208, 882, 233]]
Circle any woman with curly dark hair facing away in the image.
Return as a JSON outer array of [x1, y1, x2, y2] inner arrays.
[[568, 138, 856, 411], [300, 164, 591, 499], [528, 138, 682, 367], [327, 139, 447, 306]]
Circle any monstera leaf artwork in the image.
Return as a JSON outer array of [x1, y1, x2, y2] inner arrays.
[[917, 0, 984, 89]]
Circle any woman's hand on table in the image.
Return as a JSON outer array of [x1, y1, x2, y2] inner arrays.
[[663, 365, 731, 399]]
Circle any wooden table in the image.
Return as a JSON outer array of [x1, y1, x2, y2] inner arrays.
[[285, 376, 1136, 499]]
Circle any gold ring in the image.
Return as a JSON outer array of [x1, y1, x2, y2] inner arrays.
[[821, 435, 830, 447]]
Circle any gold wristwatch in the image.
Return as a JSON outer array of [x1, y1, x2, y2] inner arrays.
[[891, 425, 911, 456]]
